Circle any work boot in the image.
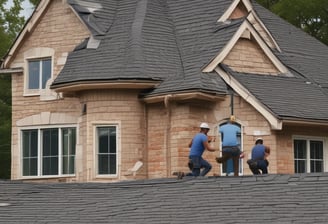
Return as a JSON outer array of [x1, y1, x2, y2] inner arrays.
[[172, 171, 185, 179]]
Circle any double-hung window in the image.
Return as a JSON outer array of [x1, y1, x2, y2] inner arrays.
[[22, 127, 76, 177], [96, 126, 118, 176], [294, 138, 324, 173], [27, 58, 52, 91]]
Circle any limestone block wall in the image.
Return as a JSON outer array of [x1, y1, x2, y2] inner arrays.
[[223, 38, 279, 74], [275, 125, 328, 174], [10, 0, 90, 180]]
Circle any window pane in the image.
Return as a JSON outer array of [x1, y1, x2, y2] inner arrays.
[[42, 157, 58, 175], [294, 140, 306, 159], [23, 158, 37, 176], [294, 140, 307, 173], [109, 154, 117, 174], [98, 128, 109, 153], [41, 59, 51, 89], [42, 129, 58, 156], [98, 154, 109, 174], [310, 141, 323, 173], [42, 129, 58, 175], [22, 130, 38, 176], [28, 61, 40, 89], [109, 128, 117, 153], [97, 126, 117, 175], [62, 128, 76, 175], [295, 160, 306, 173]]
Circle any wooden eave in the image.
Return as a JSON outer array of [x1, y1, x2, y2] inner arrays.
[[50, 80, 160, 93], [0, 67, 23, 74], [143, 92, 226, 104]]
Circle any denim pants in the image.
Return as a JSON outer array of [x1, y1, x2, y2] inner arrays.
[[189, 156, 212, 176], [250, 159, 269, 175], [221, 146, 241, 176]]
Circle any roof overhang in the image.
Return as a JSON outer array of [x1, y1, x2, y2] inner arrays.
[[0, 67, 23, 74], [215, 66, 283, 130], [143, 92, 225, 104], [282, 118, 328, 127], [50, 80, 160, 93]]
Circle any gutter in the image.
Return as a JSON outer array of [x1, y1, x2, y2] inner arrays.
[[0, 68, 23, 74]]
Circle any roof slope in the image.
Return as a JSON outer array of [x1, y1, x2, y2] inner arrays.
[[49, 0, 328, 121], [1, 173, 328, 223], [229, 71, 328, 121], [51, 0, 236, 95], [253, 3, 328, 89]]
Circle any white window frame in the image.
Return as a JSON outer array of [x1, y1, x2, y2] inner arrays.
[[293, 135, 327, 173], [19, 125, 77, 179], [94, 122, 121, 178], [24, 48, 54, 96]]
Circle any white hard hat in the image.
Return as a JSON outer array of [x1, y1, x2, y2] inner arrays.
[[200, 122, 210, 129]]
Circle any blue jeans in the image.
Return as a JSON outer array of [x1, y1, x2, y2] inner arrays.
[[250, 159, 269, 175], [188, 156, 212, 176]]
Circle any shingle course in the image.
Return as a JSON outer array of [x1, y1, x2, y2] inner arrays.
[[2, 173, 328, 223]]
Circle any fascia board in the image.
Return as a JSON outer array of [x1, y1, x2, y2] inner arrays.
[[203, 20, 289, 74], [215, 66, 282, 130], [247, 12, 281, 52], [66, 4, 94, 37], [3, 0, 51, 68]]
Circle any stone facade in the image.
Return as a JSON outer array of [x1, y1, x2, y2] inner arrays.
[[7, 0, 328, 183]]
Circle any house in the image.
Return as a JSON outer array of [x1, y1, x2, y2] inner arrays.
[[1, 173, 328, 223], [1, 0, 328, 182]]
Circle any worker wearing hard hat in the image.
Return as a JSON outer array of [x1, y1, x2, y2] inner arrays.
[[247, 137, 271, 175], [183, 122, 217, 178]]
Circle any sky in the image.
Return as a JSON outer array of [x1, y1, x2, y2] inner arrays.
[[5, 0, 34, 19]]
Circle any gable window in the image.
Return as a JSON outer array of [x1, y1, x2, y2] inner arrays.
[[294, 139, 324, 173], [96, 126, 117, 176], [28, 58, 51, 90], [22, 127, 76, 177]]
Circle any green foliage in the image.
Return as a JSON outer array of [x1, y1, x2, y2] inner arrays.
[[29, 0, 40, 6], [256, 0, 328, 46], [0, 0, 26, 179], [0, 74, 11, 179]]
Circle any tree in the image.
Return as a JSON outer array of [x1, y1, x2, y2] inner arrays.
[[0, 0, 38, 179], [255, 0, 328, 46]]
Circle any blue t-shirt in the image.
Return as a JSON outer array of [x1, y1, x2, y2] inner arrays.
[[189, 133, 207, 156], [251, 144, 266, 160], [219, 123, 240, 147]]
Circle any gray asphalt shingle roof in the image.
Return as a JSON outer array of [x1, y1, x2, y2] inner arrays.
[[50, 0, 328, 121], [1, 173, 328, 223], [227, 70, 328, 120]]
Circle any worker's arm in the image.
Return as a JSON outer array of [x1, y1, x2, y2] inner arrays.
[[203, 138, 216, 152]]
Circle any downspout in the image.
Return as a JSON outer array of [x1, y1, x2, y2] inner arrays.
[[229, 88, 234, 116], [164, 94, 173, 177]]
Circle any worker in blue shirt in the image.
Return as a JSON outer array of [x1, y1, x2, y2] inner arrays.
[[248, 138, 270, 175], [216, 115, 241, 176]]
